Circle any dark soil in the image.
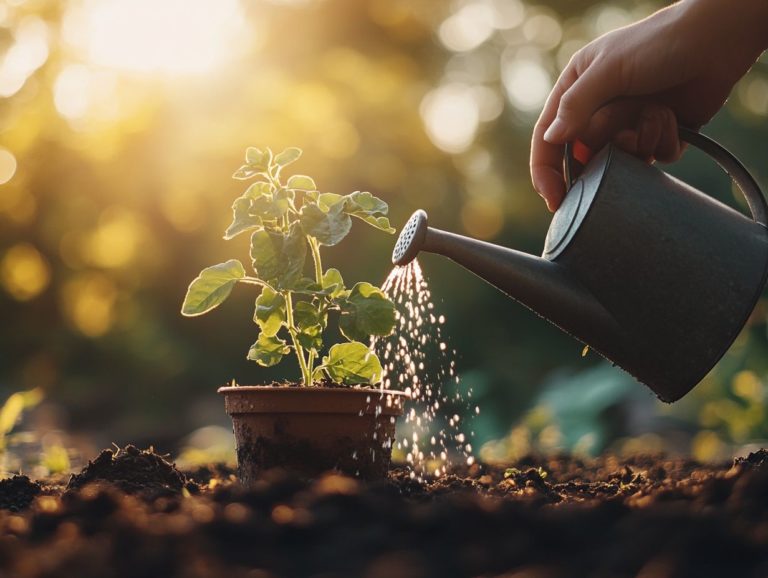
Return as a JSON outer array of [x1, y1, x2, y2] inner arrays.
[[66, 445, 193, 498], [2, 448, 768, 578], [0, 476, 40, 512]]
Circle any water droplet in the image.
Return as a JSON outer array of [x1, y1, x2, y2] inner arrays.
[[371, 259, 479, 479]]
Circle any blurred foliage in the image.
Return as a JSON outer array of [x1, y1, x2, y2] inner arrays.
[[1, 0, 767, 461], [0, 387, 45, 476], [0, 388, 41, 451]]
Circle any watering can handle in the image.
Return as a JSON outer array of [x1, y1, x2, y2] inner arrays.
[[564, 127, 768, 227]]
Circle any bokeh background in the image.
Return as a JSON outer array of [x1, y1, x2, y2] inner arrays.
[[1, 0, 768, 475]]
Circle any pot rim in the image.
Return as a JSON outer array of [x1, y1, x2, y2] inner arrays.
[[217, 385, 409, 397], [218, 385, 409, 416]]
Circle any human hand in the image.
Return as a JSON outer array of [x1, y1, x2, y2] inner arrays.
[[531, 0, 768, 211]]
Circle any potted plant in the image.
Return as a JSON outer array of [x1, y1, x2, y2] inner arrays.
[[181, 146, 405, 483]]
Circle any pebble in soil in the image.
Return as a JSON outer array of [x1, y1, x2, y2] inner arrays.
[[376, 259, 479, 480]]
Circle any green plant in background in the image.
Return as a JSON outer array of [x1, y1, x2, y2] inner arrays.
[[181, 147, 397, 386], [0, 388, 42, 453]]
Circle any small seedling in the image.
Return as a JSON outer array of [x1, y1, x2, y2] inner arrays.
[[182, 147, 397, 386], [0, 388, 42, 452]]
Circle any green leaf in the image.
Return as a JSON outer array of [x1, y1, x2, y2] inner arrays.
[[224, 196, 263, 240], [342, 191, 396, 233], [245, 181, 271, 199], [296, 324, 323, 351], [0, 389, 42, 439], [245, 147, 272, 170], [317, 192, 344, 210], [233, 165, 262, 180], [299, 202, 352, 246], [250, 225, 307, 288], [359, 215, 395, 232], [181, 260, 245, 316], [274, 147, 302, 168], [339, 282, 396, 341], [248, 194, 281, 221], [247, 333, 290, 367], [322, 268, 346, 298], [233, 148, 272, 179], [274, 187, 295, 210], [290, 277, 325, 294], [346, 191, 388, 214], [294, 301, 326, 351], [312, 366, 326, 382], [254, 287, 286, 337], [317, 342, 383, 384], [287, 175, 317, 191], [294, 300, 326, 329]]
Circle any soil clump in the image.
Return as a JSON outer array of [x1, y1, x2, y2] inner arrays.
[[66, 445, 192, 498], [0, 475, 40, 512]]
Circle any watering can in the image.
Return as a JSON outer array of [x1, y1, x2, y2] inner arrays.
[[392, 128, 768, 402]]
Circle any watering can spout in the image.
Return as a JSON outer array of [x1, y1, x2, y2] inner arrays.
[[392, 210, 624, 359]]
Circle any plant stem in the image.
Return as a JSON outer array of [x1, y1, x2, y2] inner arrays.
[[285, 292, 311, 385], [307, 350, 316, 382], [239, 277, 268, 287], [309, 237, 323, 284], [305, 236, 324, 383]]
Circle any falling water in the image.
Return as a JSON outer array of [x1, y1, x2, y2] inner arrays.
[[374, 259, 479, 479]]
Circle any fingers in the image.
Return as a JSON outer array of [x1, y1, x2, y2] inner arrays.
[[653, 107, 682, 162], [530, 122, 567, 211], [532, 100, 684, 212], [542, 59, 625, 144], [609, 104, 682, 163], [636, 107, 663, 160], [531, 48, 624, 210], [531, 67, 579, 210]]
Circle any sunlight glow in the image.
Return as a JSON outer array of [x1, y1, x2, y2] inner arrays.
[[461, 198, 503, 240], [61, 273, 118, 337], [0, 149, 18, 185], [738, 75, 768, 116], [501, 57, 551, 113], [62, 0, 247, 75], [0, 243, 51, 302], [523, 12, 562, 50], [439, 3, 496, 52], [0, 16, 49, 97], [83, 209, 144, 269], [420, 84, 480, 154]]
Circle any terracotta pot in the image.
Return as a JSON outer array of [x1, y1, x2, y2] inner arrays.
[[218, 385, 407, 484]]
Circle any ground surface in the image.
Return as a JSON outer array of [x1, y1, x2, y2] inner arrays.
[[1, 446, 767, 578]]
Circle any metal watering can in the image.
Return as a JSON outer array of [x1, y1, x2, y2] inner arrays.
[[392, 128, 768, 402]]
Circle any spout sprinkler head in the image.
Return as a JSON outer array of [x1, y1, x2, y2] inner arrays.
[[392, 209, 428, 266]]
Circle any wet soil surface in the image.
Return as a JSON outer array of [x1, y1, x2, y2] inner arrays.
[[2, 448, 768, 578]]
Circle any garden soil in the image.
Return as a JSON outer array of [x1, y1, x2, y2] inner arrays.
[[1, 447, 767, 577]]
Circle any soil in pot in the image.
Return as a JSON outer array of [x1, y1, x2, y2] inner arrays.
[[219, 385, 406, 483]]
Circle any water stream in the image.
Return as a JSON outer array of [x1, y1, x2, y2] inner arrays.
[[374, 259, 479, 479]]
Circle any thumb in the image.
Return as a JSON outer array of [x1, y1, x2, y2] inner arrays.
[[544, 63, 623, 144]]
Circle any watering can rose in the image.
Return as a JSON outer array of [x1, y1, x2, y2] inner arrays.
[[181, 146, 397, 386]]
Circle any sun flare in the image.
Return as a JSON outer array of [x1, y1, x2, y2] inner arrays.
[[62, 0, 248, 75]]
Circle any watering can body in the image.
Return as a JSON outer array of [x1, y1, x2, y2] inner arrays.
[[393, 129, 768, 402]]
